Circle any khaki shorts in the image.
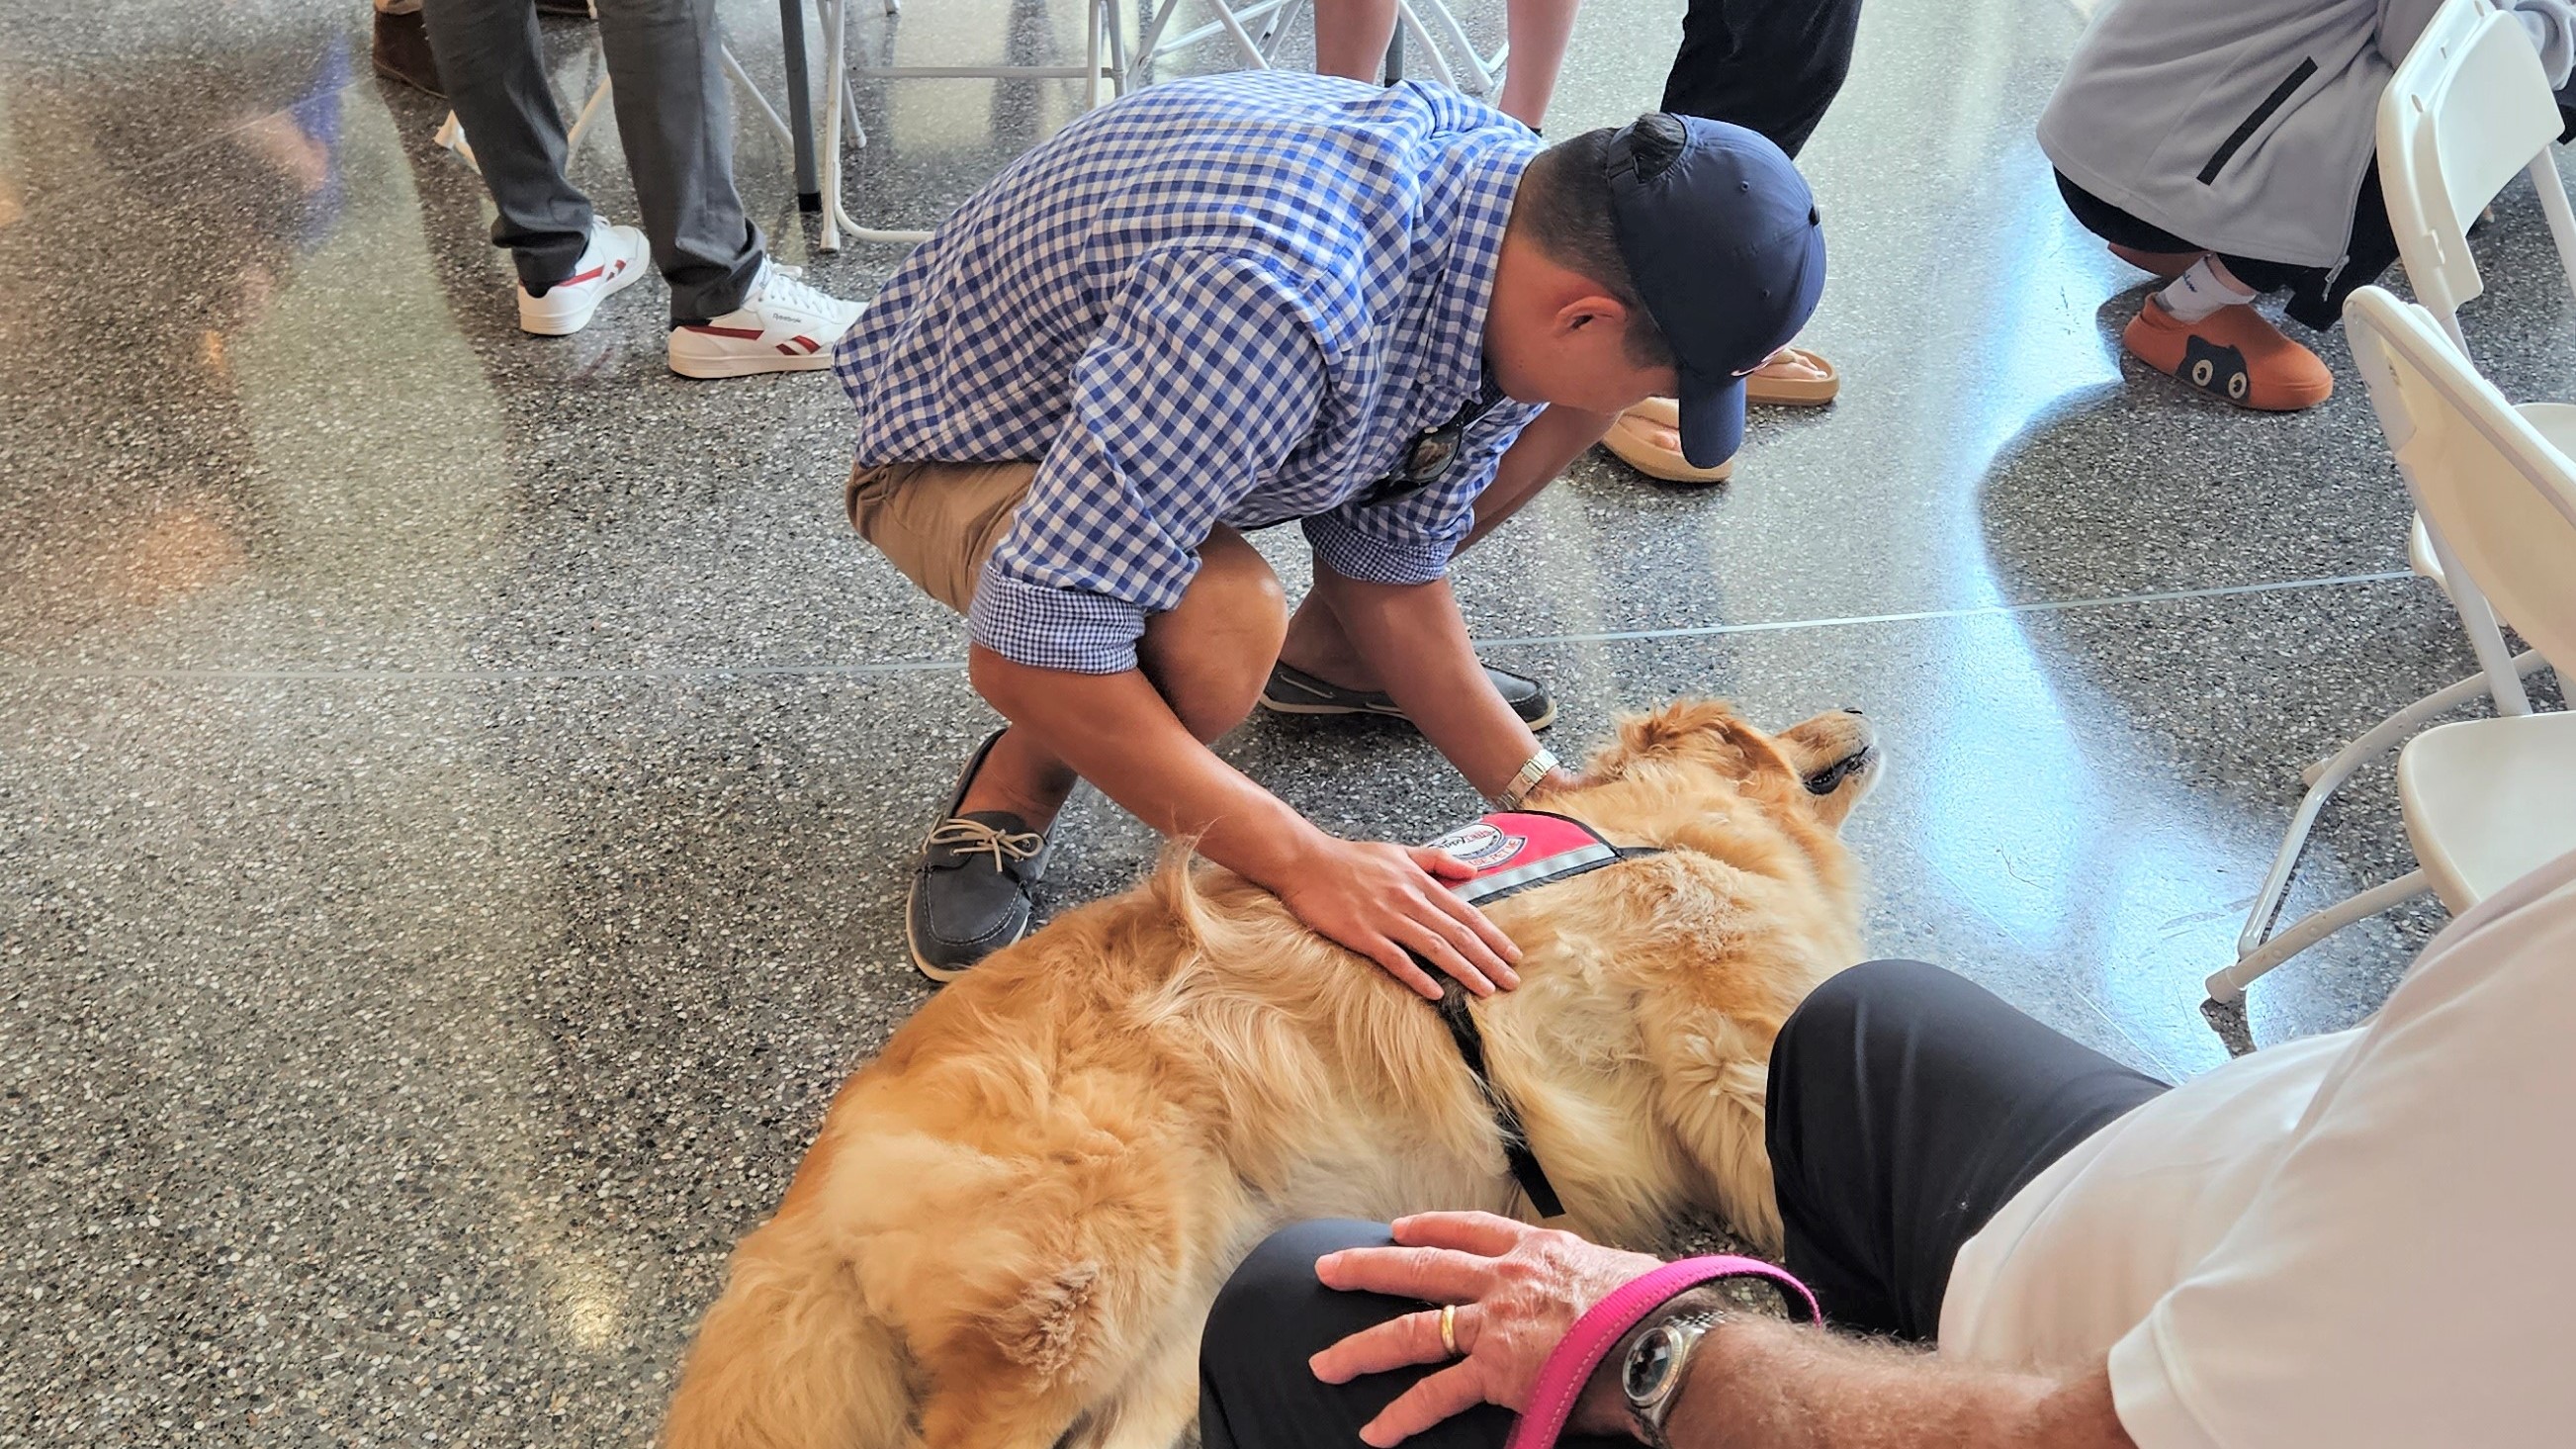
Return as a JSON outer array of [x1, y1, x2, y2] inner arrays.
[[844, 459, 1039, 615]]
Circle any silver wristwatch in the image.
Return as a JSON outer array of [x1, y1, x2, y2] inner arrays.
[[1491, 748, 1559, 811], [1621, 1309, 1722, 1449]]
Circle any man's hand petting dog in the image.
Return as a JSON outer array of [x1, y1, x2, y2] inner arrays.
[[1277, 839, 1523, 999], [1311, 1211, 1664, 1447]]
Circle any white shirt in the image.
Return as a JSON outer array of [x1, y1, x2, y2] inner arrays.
[[1937, 850, 2576, 1447]]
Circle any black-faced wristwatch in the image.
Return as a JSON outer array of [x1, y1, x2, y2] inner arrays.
[[1620, 1309, 1722, 1449]]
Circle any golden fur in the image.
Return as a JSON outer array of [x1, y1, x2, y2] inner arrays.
[[665, 700, 1880, 1449]]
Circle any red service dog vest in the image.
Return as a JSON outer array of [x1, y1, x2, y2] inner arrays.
[[1424, 810, 1630, 906]]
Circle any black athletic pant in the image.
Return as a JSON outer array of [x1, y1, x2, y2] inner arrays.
[[2054, 169, 2402, 331], [1659, 0, 1865, 159], [1199, 961, 2169, 1449]]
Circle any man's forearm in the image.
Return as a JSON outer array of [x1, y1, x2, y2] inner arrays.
[[1309, 571, 1549, 799], [967, 646, 1321, 881], [1316, 406, 1614, 797], [1658, 1317, 2131, 1449]]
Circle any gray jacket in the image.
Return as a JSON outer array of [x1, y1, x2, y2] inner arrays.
[[2041, 0, 2574, 268]]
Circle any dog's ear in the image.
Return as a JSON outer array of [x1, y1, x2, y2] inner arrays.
[[1594, 698, 1745, 776]]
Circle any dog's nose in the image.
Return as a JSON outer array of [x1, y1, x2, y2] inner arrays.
[[1841, 706, 1865, 716]]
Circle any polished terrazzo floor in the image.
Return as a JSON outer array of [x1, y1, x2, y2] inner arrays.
[[3, 0, 2570, 1440]]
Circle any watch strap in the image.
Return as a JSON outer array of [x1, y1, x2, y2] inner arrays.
[[1627, 1311, 1718, 1449], [1503, 1256, 1819, 1449], [1492, 749, 1560, 811]]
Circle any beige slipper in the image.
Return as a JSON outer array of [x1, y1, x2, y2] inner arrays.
[[1743, 344, 1838, 407], [1601, 397, 1734, 484]]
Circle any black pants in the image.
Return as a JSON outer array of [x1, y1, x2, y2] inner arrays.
[[2054, 169, 2401, 331], [1659, 0, 1865, 159], [1198, 961, 2168, 1449]]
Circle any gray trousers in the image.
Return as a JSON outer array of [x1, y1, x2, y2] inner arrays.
[[419, 0, 764, 320]]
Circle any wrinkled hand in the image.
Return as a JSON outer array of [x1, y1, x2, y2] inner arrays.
[[1309, 1212, 1664, 1447], [1276, 840, 1521, 1000]]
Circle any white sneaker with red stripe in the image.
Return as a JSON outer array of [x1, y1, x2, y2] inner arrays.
[[666, 262, 864, 379], [516, 219, 648, 336]]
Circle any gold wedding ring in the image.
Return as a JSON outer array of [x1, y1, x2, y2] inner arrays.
[[1438, 1304, 1460, 1358]]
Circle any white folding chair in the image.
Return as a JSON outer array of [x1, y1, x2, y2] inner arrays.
[[1129, 0, 1505, 97], [814, 0, 1127, 248], [2380, 0, 2576, 625], [2380, 0, 2576, 361], [2208, 288, 2576, 1000], [2224, 0, 2567, 995]]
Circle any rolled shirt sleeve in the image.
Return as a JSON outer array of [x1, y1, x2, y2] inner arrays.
[[1300, 470, 1479, 587], [1300, 395, 1540, 587], [967, 249, 1327, 674]]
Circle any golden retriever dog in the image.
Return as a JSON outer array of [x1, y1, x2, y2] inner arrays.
[[666, 699, 1878, 1449]]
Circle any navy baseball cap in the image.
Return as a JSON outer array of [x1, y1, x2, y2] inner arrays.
[[1606, 116, 1826, 468]]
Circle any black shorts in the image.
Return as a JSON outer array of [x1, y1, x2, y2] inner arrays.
[[2055, 169, 2401, 331]]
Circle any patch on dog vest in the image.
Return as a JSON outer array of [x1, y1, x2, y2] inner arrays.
[[1423, 811, 1626, 906]]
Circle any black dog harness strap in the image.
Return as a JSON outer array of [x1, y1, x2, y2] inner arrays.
[[1434, 984, 1559, 1216], [1411, 811, 1662, 1220]]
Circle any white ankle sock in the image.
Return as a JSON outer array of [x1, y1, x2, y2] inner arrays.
[[2158, 257, 2257, 323]]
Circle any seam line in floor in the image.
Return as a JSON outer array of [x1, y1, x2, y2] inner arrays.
[[1470, 570, 2418, 647], [0, 569, 2419, 682]]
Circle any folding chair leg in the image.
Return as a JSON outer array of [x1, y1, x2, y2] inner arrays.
[[2209, 869, 2432, 1003], [1131, 0, 1188, 70], [2455, 587, 2533, 715], [2414, 519, 2532, 716], [1203, 0, 1277, 70], [818, 0, 844, 251], [1103, 0, 1130, 96], [1391, 0, 1460, 90], [814, 0, 933, 248], [1084, 0, 1105, 108], [565, 72, 614, 161], [1257, 0, 1302, 47], [1410, 0, 1495, 92], [720, 43, 796, 149], [2243, 651, 2544, 954], [1256, 0, 1309, 61]]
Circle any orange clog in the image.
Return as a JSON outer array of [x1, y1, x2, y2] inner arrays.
[[2121, 298, 2333, 411]]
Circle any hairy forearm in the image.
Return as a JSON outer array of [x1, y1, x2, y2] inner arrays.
[[967, 647, 1318, 879], [1662, 1318, 2131, 1449]]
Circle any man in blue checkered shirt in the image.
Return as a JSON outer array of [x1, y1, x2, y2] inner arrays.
[[836, 71, 1823, 986]]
